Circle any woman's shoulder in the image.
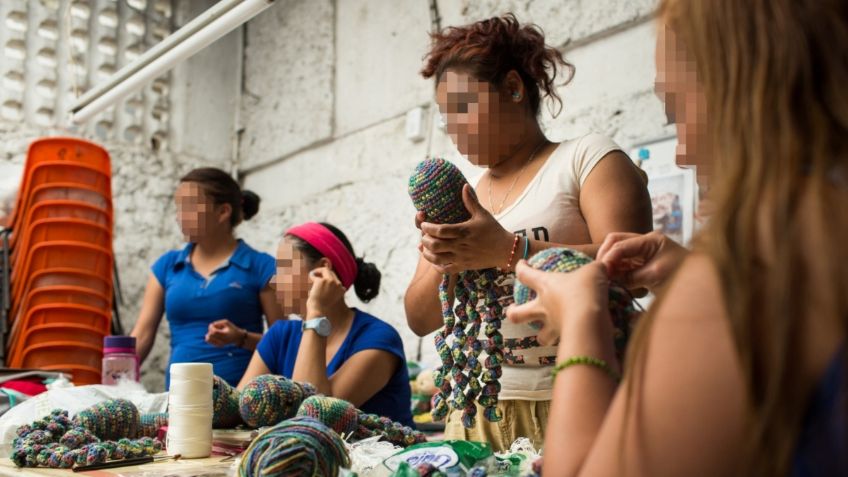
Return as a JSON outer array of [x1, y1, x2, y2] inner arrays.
[[351, 310, 403, 341], [234, 240, 276, 267], [554, 132, 623, 161]]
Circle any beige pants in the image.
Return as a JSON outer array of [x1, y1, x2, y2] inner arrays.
[[443, 400, 550, 453]]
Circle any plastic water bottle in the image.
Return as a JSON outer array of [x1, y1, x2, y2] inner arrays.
[[101, 336, 140, 385]]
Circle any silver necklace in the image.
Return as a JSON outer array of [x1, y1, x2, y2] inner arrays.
[[487, 141, 546, 215]]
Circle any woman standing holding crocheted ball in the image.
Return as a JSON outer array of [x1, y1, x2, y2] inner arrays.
[[404, 15, 652, 451], [239, 222, 414, 427], [130, 168, 284, 389]]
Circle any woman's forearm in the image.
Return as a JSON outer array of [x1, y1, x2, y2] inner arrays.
[[544, 309, 619, 476], [404, 267, 453, 336], [291, 324, 331, 394]]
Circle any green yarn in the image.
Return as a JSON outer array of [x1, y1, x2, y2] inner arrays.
[[238, 417, 349, 477], [72, 398, 138, 441]]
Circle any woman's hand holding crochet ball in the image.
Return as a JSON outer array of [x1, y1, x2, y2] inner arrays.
[[418, 184, 515, 274], [507, 260, 611, 346], [306, 267, 346, 318], [596, 231, 688, 292]]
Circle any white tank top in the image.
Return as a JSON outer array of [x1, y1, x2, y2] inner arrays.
[[471, 132, 624, 401]]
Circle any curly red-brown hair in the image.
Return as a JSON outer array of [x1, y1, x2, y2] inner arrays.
[[421, 13, 574, 117]]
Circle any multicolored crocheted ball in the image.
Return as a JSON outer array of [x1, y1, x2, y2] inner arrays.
[[238, 416, 350, 477], [513, 247, 640, 355], [73, 399, 139, 441], [296, 396, 359, 436], [513, 247, 594, 305], [213, 375, 243, 428], [239, 375, 316, 428], [409, 157, 472, 225]]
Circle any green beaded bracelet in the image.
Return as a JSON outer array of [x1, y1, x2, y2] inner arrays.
[[552, 356, 621, 382]]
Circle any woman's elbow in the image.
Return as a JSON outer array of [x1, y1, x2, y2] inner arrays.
[[404, 296, 438, 337]]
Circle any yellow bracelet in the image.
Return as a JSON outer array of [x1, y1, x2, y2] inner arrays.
[[552, 356, 621, 382]]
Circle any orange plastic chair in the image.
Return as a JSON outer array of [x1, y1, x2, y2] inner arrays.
[[11, 242, 113, 303], [24, 199, 112, 229], [7, 304, 111, 364], [8, 162, 111, 238], [19, 323, 106, 349], [8, 183, 113, 249], [11, 286, 111, 324], [16, 341, 103, 371], [11, 218, 111, 263], [10, 218, 111, 265], [10, 268, 113, 322], [5, 137, 110, 230]]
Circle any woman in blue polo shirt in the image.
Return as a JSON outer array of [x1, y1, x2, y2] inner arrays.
[[131, 167, 283, 388], [238, 222, 414, 427]]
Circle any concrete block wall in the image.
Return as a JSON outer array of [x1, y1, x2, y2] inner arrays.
[[0, 0, 245, 391], [238, 0, 674, 368]]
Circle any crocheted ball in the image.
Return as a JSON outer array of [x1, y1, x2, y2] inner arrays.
[[213, 375, 243, 428], [513, 247, 594, 305], [296, 396, 359, 436], [73, 399, 139, 441], [239, 375, 315, 428], [409, 157, 472, 225], [513, 247, 639, 355], [238, 416, 349, 477]]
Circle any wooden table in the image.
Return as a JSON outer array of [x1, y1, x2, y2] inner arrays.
[[0, 455, 235, 477]]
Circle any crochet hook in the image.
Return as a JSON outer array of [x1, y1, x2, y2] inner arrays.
[[72, 453, 180, 472]]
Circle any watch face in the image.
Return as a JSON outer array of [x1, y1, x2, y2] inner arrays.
[[316, 318, 331, 337]]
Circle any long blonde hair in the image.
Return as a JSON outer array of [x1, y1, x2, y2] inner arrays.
[[628, 0, 848, 474]]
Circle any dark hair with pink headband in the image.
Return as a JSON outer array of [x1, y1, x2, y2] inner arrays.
[[285, 222, 382, 303]]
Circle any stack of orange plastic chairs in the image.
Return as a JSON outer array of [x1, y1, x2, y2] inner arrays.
[[2, 137, 114, 385]]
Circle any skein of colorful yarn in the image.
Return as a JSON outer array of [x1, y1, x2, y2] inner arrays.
[[213, 375, 243, 428], [408, 158, 505, 428], [513, 247, 640, 362], [238, 416, 349, 477], [239, 375, 317, 428], [296, 395, 427, 447], [73, 399, 139, 441]]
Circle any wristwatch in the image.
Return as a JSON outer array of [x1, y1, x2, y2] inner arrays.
[[302, 317, 331, 337]]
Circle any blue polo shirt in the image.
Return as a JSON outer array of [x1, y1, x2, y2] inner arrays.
[[257, 309, 414, 427], [152, 239, 276, 388]]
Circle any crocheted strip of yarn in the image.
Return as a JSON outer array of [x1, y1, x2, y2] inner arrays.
[[139, 412, 169, 438], [73, 398, 139, 441], [212, 375, 243, 428], [408, 157, 472, 225], [238, 416, 350, 477], [239, 375, 318, 428], [296, 395, 427, 448]]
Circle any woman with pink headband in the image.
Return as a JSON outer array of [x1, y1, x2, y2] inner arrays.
[[238, 222, 414, 426]]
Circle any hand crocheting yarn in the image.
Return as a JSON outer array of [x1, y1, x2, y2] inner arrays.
[[513, 247, 640, 361], [238, 416, 349, 477], [213, 375, 243, 428], [12, 408, 163, 469], [239, 374, 317, 428], [296, 395, 427, 447], [409, 158, 505, 428]]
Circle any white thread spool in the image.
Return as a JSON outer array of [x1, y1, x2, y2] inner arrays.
[[167, 363, 213, 458]]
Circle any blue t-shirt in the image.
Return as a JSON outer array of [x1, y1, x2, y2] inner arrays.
[[257, 309, 414, 427], [152, 239, 276, 388]]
